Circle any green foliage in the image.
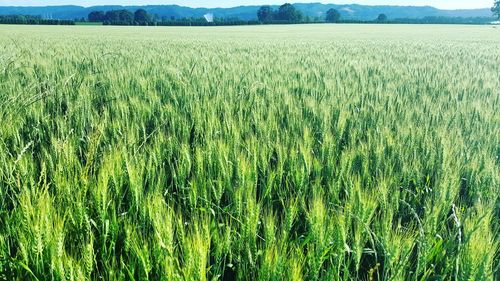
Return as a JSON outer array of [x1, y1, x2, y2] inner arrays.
[[325, 9, 341, 23], [103, 9, 135, 25], [134, 9, 151, 25], [88, 9, 152, 25], [88, 11, 105, 22], [276, 3, 303, 22], [0, 24, 498, 280], [257, 3, 303, 23], [257, 6, 274, 22], [493, 0, 500, 19], [377, 14, 388, 22], [0, 15, 74, 25]]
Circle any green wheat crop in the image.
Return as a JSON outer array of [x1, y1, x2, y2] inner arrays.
[[0, 24, 498, 280]]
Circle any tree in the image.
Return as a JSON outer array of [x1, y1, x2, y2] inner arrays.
[[377, 13, 388, 22], [105, 10, 120, 22], [257, 6, 273, 22], [276, 3, 302, 22], [88, 11, 105, 22], [134, 9, 150, 24], [118, 10, 134, 23], [325, 9, 341, 23], [493, 1, 500, 20], [104, 9, 134, 24]]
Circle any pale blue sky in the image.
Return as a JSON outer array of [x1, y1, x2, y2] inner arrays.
[[0, 1, 493, 9]]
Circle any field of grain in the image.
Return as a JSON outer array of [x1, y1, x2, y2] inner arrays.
[[0, 24, 499, 280]]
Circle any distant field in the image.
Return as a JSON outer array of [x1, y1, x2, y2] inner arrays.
[[75, 22, 103, 26], [0, 25, 498, 280]]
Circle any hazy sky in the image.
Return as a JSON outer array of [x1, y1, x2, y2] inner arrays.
[[0, 1, 494, 9]]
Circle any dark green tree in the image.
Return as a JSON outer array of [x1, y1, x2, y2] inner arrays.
[[134, 9, 150, 24], [118, 10, 134, 23], [88, 11, 105, 22], [325, 8, 341, 23], [104, 10, 134, 24], [105, 10, 119, 21], [257, 6, 274, 22], [377, 13, 388, 22], [493, 1, 500, 19], [276, 3, 302, 22]]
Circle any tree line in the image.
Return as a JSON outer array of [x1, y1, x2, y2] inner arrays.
[[392, 16, 496, 24], [256, 4, 303, 22], [87, 5, 389, 26], [88, 9, 260, 26], [257, 4, 390, 24], [258, 2, 500, 23], [88, 9, 153, 25], [1, 1, 497, 27], [0, 15, 74, 25], [76, 2, 500, 26]]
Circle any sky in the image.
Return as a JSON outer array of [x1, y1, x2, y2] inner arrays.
[[0, 1, 494, 10]]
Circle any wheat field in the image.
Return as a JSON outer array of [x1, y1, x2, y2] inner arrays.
[[0, 24, 499, 280]]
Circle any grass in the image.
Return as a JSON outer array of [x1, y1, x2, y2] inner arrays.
[[74, 22, 103, 26], [0, 24, 498, 280]]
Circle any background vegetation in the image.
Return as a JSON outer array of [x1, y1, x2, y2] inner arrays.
[[1, 2, 497, 26], [0, 15, 74, 25], [0, 2, 493, 22], [0, 24, 498, 280]]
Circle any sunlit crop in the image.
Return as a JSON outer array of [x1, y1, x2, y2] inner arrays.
[[0, 24, 498, 280]]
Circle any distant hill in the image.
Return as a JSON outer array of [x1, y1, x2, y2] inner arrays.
[[0, 3, 493, 21]]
